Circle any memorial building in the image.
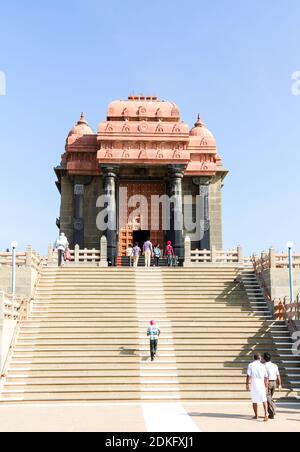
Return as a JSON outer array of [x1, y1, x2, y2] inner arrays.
[[55, 96, 227, 264]]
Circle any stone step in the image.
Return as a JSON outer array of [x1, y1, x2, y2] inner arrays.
[[14, 331, 282, 337], [0, 383, 276, 392], [24, 310, 272, 324], [9, 354, 283, 364], [7, 373, 290, 383], [41, 269, 241, 274], [13, 339, 285, 349], [3, 362, 267, 371], [3, 376, 250, 385], [38, 280, 242, 285], [2, 264, 296, 404], [5, 369, 249, 377], [32, 301, 255, 307], [20, 319, 274, 325], [15, 335, 287, 345], [31, 305, 269, 318], [11, 346, 283, 357], [0, 390, 294, 403]]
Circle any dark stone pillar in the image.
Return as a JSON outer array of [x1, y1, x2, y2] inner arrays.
[[102, 166, 119, 266], [199, 178, 211, 250], [193, 177, 211, 250], [74, 183, 85, 249], [168, 165, 185, 258]]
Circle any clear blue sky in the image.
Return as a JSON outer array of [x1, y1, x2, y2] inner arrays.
[[0, 0, 299, 256]]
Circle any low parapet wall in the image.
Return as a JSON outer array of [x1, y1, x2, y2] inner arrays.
[[263, 268, 300, 301], [183, 239, 249, 267], [253, 248, 300, 302], [0, 246, 44, 298], [0, 292, 18, 372]]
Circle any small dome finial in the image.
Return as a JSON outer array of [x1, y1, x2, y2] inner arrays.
[[78, 112, 86, 123], [67, 112, 93, 138], [195, 114, 204, 127]]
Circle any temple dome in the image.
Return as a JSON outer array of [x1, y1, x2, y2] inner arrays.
[[189, 115, 216, 146], [107, 96, 180, 120], [68, 113, 94, 137]]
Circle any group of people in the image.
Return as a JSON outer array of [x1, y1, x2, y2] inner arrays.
[[54, 233, 177, 269], [247, 353, 281, 422], [145, 325, 283, 422], [127, 239, 176, 268], [54, 233, 282, 424]]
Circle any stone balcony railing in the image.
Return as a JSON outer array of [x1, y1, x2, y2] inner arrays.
[[184, 238, 251, 267], [252, 248, 300, 272], [47, 236, 108, 267], [0, 246, 44, 271], [0, 246, 46, 299]]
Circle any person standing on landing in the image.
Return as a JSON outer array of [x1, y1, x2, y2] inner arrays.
[[132, 243, 141, 268], [143, 239, 153, 268], [153, 244, 162, 267], [127, 244, 134, 267], [246, 353, 269, 422], [165, 241, 175, 267], [147, 320, 160, 361], [264, 353, 282, 419], [54, 233, 69, 267]]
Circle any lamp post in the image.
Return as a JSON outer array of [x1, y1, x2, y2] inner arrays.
[[287, 241, 294, 304], [11, 241, 18, 299]]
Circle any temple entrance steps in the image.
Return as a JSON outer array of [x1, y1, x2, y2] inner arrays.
[[117, 257, 173, 267], [0, 266, 298, 403]]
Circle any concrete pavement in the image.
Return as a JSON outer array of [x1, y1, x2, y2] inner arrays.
[[0, 403, 299, 432]]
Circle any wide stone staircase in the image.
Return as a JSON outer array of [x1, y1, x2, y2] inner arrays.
[[0, 266, 298, 403]]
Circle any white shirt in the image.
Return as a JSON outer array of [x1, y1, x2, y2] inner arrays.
[[127, 247, 133, 257], [247, 361, 268, 380], [265, 362, 280, 381], [55, 236, 69, 251]]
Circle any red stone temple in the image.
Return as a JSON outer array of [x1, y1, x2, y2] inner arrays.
[[55, 96, 227, 264]]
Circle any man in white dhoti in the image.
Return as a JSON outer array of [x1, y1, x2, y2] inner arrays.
[[246, 354, 269, 422]]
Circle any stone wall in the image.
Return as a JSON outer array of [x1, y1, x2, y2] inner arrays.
[[84, 176, 104, 249], [262, 268, 300, 301], [182, 177, 198, 249], [0, 265, 38, 299], [60, 175, 74, 245], [59, 172, 225, 252], [209, 174, 223, 250], [60, 175, 104, 249]]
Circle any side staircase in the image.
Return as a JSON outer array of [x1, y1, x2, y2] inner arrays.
[[0, 266, 298, 403]]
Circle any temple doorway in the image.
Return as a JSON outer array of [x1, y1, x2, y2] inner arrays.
[[133, 230, 150, 248], [118, 181, 166, 256]]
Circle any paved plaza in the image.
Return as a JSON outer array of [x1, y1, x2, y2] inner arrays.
[[0, 403, 299, 432]]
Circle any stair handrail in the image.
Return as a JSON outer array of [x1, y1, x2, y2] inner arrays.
[[31, 257, 47, 301], [277, 297, 299, 331], [0, 257, 46, 387], [0, 295, 29, 387], [251, 254, 272, 301]]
